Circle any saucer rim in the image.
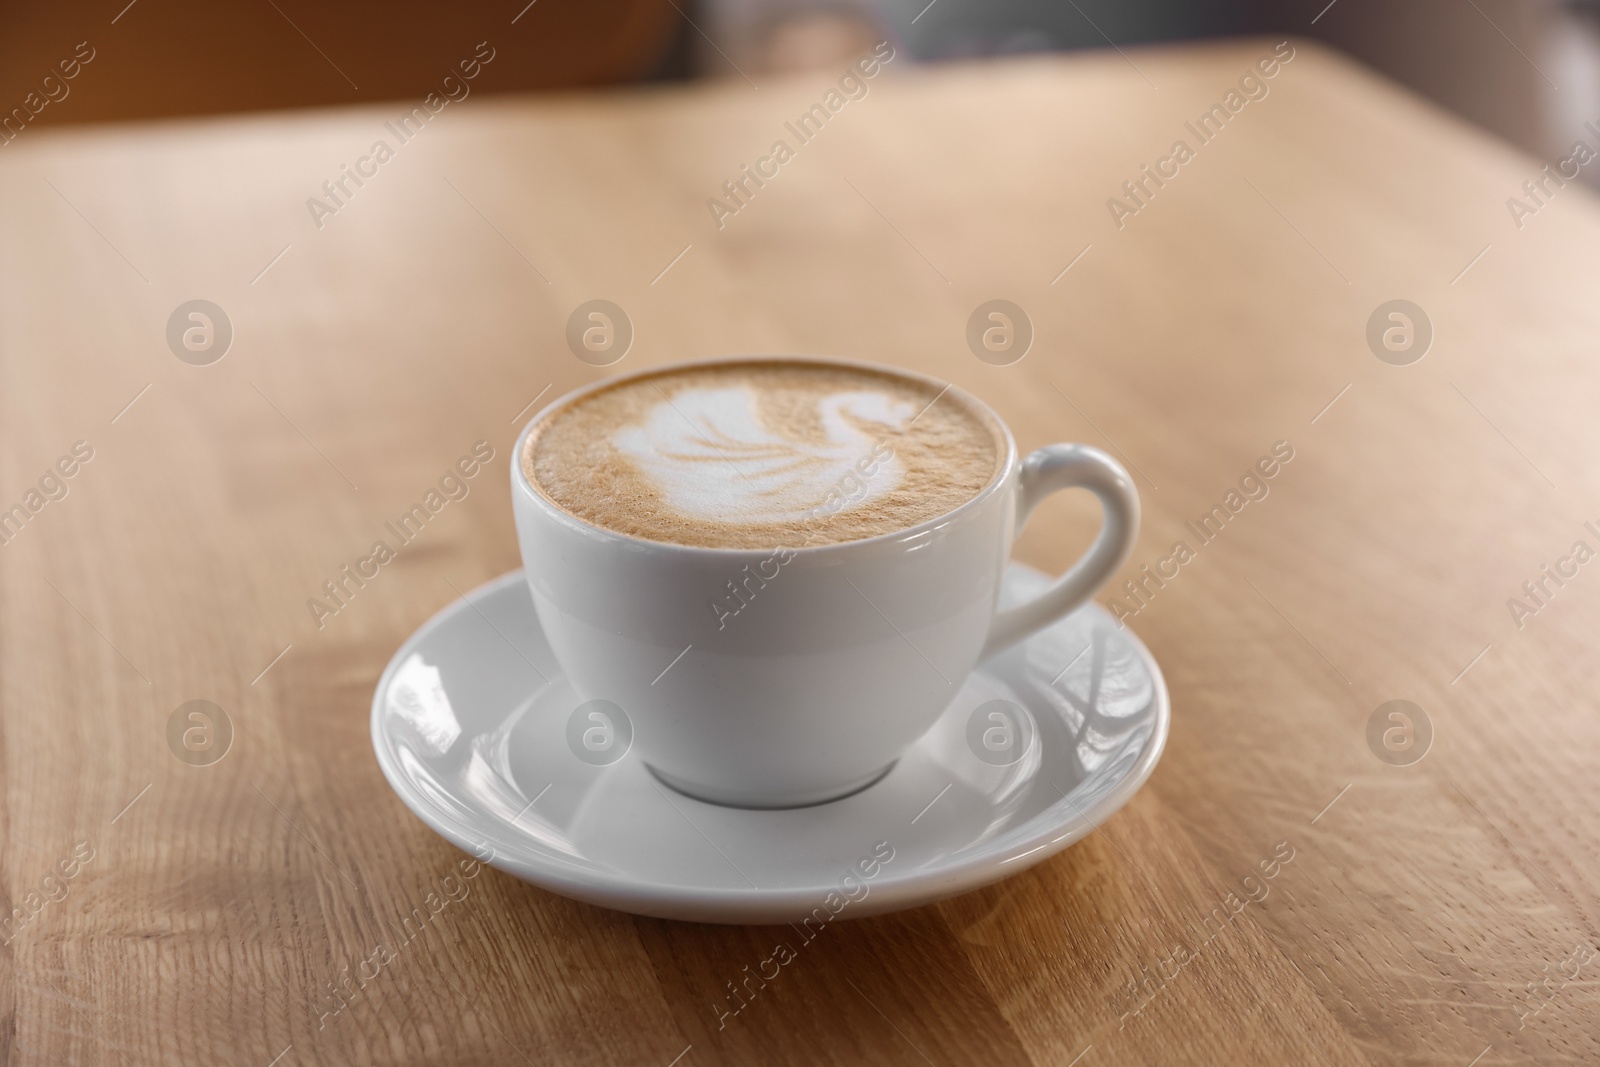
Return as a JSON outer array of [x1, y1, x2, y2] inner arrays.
[[370, 568, 1170, 923]]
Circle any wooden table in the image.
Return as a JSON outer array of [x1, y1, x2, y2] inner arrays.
[[3, 35, 1597, 1066]]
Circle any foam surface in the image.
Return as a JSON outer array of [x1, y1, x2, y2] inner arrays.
[[525, 361, 1002, 548]]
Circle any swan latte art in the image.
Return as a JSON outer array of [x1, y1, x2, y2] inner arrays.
[[524, 361, 1003, 548]]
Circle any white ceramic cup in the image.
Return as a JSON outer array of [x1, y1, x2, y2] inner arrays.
[[512, 356, 1139, 808]]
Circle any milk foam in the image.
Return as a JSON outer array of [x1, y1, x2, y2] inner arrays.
[[525, 361, 1001, 549], [612, 386, 915, 525]]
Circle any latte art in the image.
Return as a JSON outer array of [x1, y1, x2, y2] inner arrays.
[[612, 386, 915, 526], [524, 360, 1002, 549]]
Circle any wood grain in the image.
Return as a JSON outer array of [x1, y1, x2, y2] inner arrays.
[[2, 35, 1598, 1066]]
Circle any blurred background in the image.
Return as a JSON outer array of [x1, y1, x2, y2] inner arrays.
[[3, 0, 1597, 176]]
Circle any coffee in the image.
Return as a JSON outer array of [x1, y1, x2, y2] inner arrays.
[[524, 360, 1003, 549]]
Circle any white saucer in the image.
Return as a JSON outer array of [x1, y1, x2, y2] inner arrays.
[[371, 566, 1170, 924]]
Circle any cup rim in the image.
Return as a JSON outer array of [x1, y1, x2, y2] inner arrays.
[[512, 354, 1020, 557]]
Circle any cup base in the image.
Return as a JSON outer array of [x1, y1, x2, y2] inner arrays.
[[646, 760, 897, 810]]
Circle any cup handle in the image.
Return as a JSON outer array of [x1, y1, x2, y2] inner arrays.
[[981, 443, 1140, 659]]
